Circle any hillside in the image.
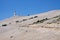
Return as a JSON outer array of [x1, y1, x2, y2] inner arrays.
[[0, 10, 60, 40]]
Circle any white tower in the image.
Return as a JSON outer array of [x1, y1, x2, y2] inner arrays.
[[14, 11, 16, 16]]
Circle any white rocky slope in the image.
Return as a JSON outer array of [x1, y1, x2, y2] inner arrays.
[[0, 10, 60, 40]]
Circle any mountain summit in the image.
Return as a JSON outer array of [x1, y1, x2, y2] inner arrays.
[[0, 10, 60, 40]]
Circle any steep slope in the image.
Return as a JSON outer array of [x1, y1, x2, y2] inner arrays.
[[0, 10, 60, 26], [0, 10, 60, 40]]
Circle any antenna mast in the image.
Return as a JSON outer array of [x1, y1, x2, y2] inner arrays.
[[14, 11, 16, 16]]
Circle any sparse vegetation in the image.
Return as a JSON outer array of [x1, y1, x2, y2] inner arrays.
[[22, 19, 27, 21], [9, 23, 11, 24], [34, 16, 38, 18], [52, 20, 56, 23], [0, 11, 60, 40], [47, 17, 60, 24], [26, 30, 28, 32], [16, 20, 19, 23], [2, 24, 7, 26], [57, 17, 60, 21], [53, 15, 60, 18], [47, 22, 52, 24], [10, 36, 13, 38], [33, 18, 49, 24], [33, 20, 40, 24], [53, 16, 59, 18], [29, 17, 33, 19]]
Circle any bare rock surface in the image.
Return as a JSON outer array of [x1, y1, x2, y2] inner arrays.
[[0, 10, 60, 40]]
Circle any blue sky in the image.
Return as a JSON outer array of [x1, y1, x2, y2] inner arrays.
[[0, 0, 60, 20]]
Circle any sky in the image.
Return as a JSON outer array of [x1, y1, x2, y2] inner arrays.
[[0, 0, 60, 20]]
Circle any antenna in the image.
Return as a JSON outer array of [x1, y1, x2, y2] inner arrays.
[[14, 11, 16, 16]]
